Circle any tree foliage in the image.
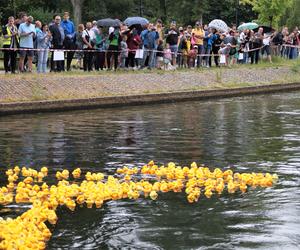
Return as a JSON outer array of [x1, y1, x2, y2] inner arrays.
[[241, 0, 293, 28], [0, 0, 297, 29]]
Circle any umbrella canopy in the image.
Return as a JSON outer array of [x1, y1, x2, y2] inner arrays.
[[238, 22, 259, 31], [97, 18, 121, 27], [253, 26, 275, 34], [208, 19, 229, 33], [124, 17, 149, 27]]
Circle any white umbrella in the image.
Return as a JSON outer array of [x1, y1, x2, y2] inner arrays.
[[208, 19, 229, 33]]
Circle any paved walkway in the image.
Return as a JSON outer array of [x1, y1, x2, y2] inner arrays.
[[0, 67, 295, 103]]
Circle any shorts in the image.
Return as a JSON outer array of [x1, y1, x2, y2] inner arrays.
[[261, 45, 271, 56], [164, 58, 171, 64], [19, 48, 34, 57], [170, 45, 178, 57], [157, 56, 163, 62]]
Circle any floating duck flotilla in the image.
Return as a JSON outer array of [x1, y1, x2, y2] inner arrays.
[[0, 161, 278, 249]]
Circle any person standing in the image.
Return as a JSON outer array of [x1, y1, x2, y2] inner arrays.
[[36, 24, 52, 73], [252, 27, 263, 64], [120, 35, 128, 68], [49, 15, 65, 72], [2, 16, 19, 74], [141, 23, 159, 69], [210, 31, 222, 67], [82, 22, 96, 71], [165, 21, 179, 66], [192, 21, 205, 67], [262, 32, 272, 63], [126, 28, 141, 69], [94, 27, 107, 71], [204, 28, 217, 67], [107, 26, 121, 70], [177, 27, 185, 67], [18, 16, 36, 73], [155, 19, 164, 40], [61, 12, 75, 71], [91, 21, 98, 34], [74, 24, 85, 69]]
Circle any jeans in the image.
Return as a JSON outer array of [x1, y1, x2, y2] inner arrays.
[[37, 49, 49, 73], [142, 46, 155, 68], [243, 52, 249, 64], [205, 47, 211, 66], [169, 45, 178, 65], [120, 57, 126, 68], [196, 45, 204, 67]]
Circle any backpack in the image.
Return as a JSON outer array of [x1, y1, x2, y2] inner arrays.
[[147, 31, 155, 49]]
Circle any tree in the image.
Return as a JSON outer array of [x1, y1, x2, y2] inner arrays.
[[241, 0, 293, 27], [286, 0, 300, 29], [70, 0, 84, 25]]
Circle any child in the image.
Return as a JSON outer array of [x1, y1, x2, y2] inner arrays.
[[188, 45, 198, 68], [182, 33, 191, 68], [238, 43, 245, 64], [219, 43, 231, 66], [156, 39, 164, 69], [120, 35, 128, 68], [164, 43, 172, 70]]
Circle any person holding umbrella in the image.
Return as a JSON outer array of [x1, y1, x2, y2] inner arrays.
[[141, 23, 159, 69], [251, 27, 264, 64], [126, 27, 142, 69]]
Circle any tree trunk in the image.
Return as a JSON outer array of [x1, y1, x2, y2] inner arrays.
[[70, 0, 84, 25], [159, 0, 167, 22]]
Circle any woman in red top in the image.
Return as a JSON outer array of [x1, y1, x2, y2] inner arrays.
[[126, 28, 142, 68]]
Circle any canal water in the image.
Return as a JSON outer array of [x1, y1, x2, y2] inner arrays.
[[0, 92, 300, 249]]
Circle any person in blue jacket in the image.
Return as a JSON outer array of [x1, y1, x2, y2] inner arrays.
[[61, 12, 75, 71], [204, 28, 217, 68]]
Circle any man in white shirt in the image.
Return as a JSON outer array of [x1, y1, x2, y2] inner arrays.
[[82, 22, 96, 71]]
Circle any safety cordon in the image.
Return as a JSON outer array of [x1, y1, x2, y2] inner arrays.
[[0, 45, 275, 56]]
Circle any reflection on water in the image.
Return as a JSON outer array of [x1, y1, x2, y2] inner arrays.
[[0, 92, 300, 249]]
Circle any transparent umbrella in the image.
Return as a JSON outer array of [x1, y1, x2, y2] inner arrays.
[[124, 17, 149, 27], [208, 19, 229, 33]]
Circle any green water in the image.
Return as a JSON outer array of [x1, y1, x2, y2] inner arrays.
[[0, 92, 300, 249]]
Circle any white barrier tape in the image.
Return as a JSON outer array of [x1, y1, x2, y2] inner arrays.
[[0, 45, 265, 56], [281, 44, 300, 49]]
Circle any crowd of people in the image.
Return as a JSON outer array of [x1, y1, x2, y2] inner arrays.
[[1, 12, 300, 74]]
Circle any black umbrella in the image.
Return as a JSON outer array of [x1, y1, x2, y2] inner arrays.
[[253, 26, 275, 33], [97, 18, 121, 27]]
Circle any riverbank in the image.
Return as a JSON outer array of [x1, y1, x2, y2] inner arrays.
[[1, 60, 300, 115]]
